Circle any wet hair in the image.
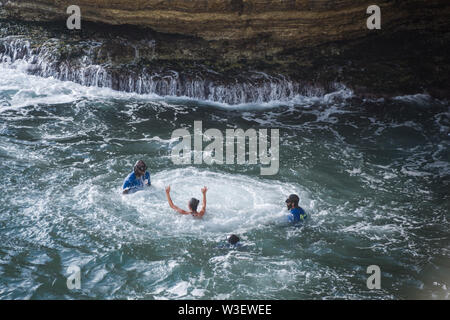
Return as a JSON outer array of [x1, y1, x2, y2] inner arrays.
[[189, 198, 200, 212], [228, 234, 240, 245], [285, 194, 300, 207], [134, 160, 147, 175]]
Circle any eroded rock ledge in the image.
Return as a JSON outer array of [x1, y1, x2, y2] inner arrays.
[[0, 1, 449, 101], [2, 0, 449, 45]]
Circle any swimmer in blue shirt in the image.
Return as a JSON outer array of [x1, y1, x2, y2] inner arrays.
[[285, 194, 307, 223], [122, 160, 151, 194]]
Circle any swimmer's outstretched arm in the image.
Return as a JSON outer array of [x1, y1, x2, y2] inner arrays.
[[165, 186, 190, 215], [197, 186, 208, 218]]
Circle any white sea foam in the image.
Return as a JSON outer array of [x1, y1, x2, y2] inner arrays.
[[116, 167, 313, 237], [0, 63, 160, 111], [0, 61, 353, 111], [393, 93, 433, 104], [1, 50, 448, 299]]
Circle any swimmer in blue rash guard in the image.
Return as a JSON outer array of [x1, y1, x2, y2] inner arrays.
[[122, 160, 151, 194], [285, 194, 307, 223]]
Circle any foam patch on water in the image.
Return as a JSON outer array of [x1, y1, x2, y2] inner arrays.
[[170, 85, 354, 111], [116, 167, 312, 237], [392, 93, 433, 104], [0, 63, 161, 111]]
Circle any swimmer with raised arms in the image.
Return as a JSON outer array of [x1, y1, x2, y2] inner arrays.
[[165, 185, 208, 218]]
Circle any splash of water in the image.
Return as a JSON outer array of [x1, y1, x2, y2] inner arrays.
[[0, 36, 347, 105]]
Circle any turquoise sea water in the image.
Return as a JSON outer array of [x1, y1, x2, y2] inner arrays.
[[0, 65, 449, 299]]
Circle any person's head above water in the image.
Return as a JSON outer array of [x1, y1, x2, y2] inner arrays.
[[228, 234, 240, 245], [285, 194, 300, 210], [133, 160, 147, 177], [188, 198, 200, 212]]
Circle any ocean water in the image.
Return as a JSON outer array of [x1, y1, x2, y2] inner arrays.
[[0, 63, 449, 299]]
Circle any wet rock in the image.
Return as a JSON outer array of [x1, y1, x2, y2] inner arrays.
[[0, 6, 449, 103]]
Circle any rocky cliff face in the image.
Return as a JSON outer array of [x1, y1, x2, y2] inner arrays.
[[1, 0, 449, 45], [1, 1, 449, 101]]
